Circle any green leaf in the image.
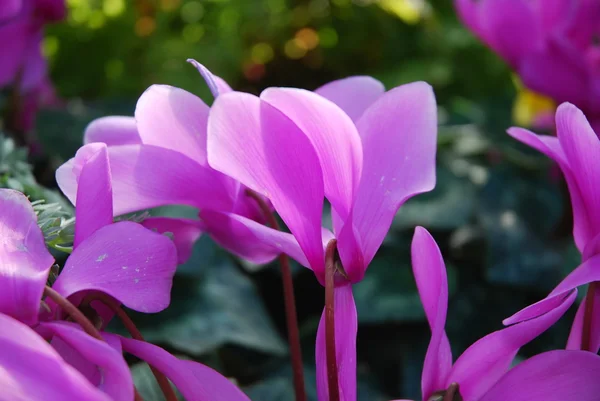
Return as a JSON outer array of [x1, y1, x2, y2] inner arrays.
[[121, 261, 286, 356], [130, 363, 184, 401]]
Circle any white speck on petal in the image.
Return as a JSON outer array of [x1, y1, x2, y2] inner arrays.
[[135, 268, 140, 273], [122, 266, 127, 270], [134, 279, 139, 284], [96, 254, 108, 262], [380, 176, 385, 185]]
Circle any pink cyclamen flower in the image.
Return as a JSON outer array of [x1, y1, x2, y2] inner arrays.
[[398, 227, 590, 401], [206, 75, 437, 400], [455, 0, 600, 131], [0, 184, 253, 400], [506, 103, 600, 352]]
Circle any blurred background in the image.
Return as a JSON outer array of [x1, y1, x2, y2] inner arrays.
[[2, 0, 579, 400]]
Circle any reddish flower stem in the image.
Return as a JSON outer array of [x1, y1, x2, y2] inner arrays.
[[442, 383, 460, 401], [246, 189, 306, 401], [582, 281, 598, 352], [325, 240, 340, 401], [81, 293, 177, 401], [43, 287, 145, 401]]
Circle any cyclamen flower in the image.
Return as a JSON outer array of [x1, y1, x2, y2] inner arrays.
[[398, 227, 599, 401], [207, 76, 437, 399], [0, 155, 251, 400], [506, 103, 600, 352], [455, 0, 600, 131]]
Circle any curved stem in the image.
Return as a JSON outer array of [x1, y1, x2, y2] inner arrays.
[[246, 189, 307, 401], [442, 383, 461, 401], [81, 293, 178, 401], [43, 286, 104, 341], [43, 287, 145, 401], [325, 240, 340, 401], [582, 281, 598, 352]]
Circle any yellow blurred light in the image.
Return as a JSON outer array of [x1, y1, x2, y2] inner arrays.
[[284, 39, 307, 59], [219, 8, 240, 31], [295, 28, 319, 51], [135, 16, 156, 37], [160, 0, 181, 11], [513, 86, 556, 127], [42, 36, 59, 58], [105, 59, 124, 80], [378, 0, 429, 25], [181, 1, 205, 23], [318, 27, 338, 48], [88, 10, 106, 29], [251, 42, 275, 64], [182, 23, 205, 43], [103, 0, 125, 17], [71, 6, 90, 24]]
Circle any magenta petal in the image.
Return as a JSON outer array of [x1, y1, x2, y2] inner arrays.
[[0, 189, 54, 325], [120, 337, 251, 401], [0, 0, 21, 21], [57, 144, 236, 216], [411, 227, 453, 399], [0, 20, 28, 87], [52, 221, 177, 313], [141, 217, 204, 264], [479, 0, 540, 68], [84, 116, 141, 146], [187, 59, 233, 98], [201, 210, 310, 268], [338, 82, 437, 281], [566, 286, 600, 353], [73, 143, 113, 248], [447, 290, 576, 401], [39, 322, 132, 401], [454, 0, 483, 39], [262, 87, 362, 222], [314, 76, 385, 122], [479, 350, 600, 401], [208, 92, 326, 276], [556, 103, 600, 236], [136, 84, 210, 165], [507, 126, 590, 251], [0, 314, 111, 401], [315, 284, 357, 401]]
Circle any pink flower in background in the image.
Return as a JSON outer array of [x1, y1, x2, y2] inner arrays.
[[397, 227, 589, 401], [207, 74, 437, 400], [507, 103, 600, 352], [455, 0, 600, 131], [0, 0, 65, 132]]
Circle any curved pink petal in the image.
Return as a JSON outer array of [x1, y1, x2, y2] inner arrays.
[[38, 322, 132, 401], [454, 0, 483, 39], [338, 82, 437, 281], [316, 284, 357, 401], [52, 221, 177, 313], [141, 217, 203, 264], [479, 350, 600, 401], [120, 337, 251, 401], [314, 76, 385, 122], [411, 227, 453, 400], [0, 314, 111, 401], [208, 92, 326, 278], [187, 59, 233, 99], [261, 87, 362, 223], [136, 84, 210, 165], [73, 143, 113, 248], [479, 0, 541, 68], [507, 126, 590, 251], [0, 189, 54, 325], [57, 144, 236, 216], [556, 103, 600, 238], [201, 210, 309, 268], [84, 116, 141, 146], [566, 286, 600, 353], [447, 290, 576, 401]]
